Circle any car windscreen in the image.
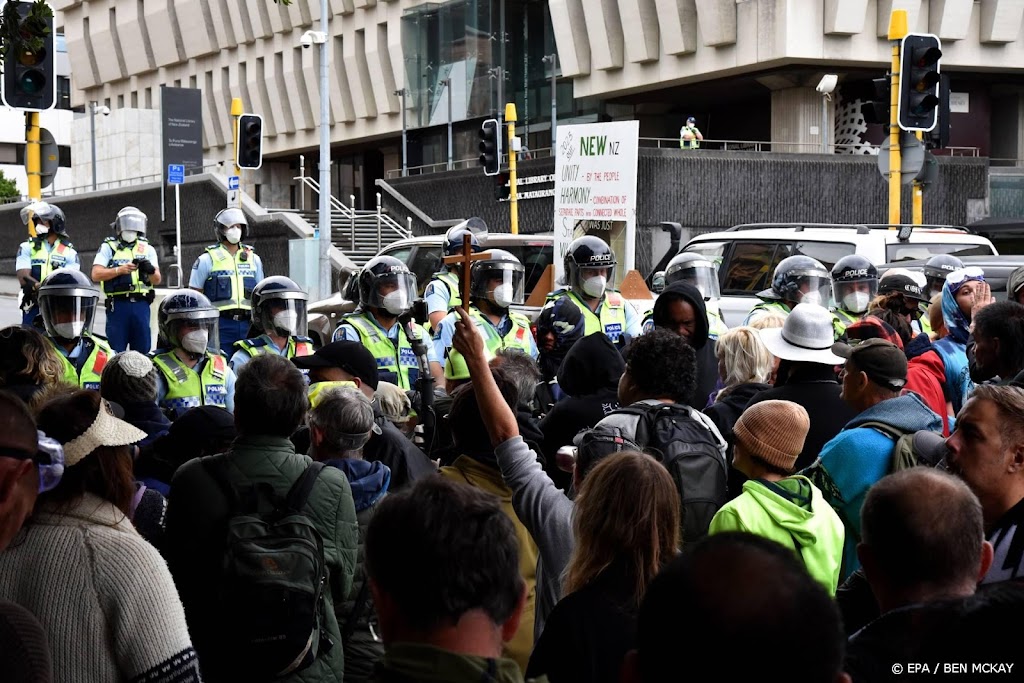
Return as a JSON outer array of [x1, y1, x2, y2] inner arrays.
[[886, 242, 995, 262]]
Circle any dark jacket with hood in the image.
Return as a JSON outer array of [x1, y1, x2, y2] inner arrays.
[[539, 332, 624, 491], [747, 361, 855, 472], [704, 381, 772, 499], [651, 282, 720, 409]]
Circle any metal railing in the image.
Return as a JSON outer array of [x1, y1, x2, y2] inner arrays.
[[35, 162, 228, 200], [293, 176, 411, 243]]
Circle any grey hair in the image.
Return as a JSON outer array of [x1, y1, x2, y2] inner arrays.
[[493, 348, 541, 409], [308, 386, 376, 458]]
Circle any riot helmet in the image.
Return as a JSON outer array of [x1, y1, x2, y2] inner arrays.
[[214, 207, 249, 245], [251, 276, 308, 338], [565, 236, 616, 299], [831, 255, 878, 314], [112, 206, 148, 244], [470, 249, 525, 309], [37, 268, 98, 342], [761, 255, 831, 307], [665, 252, 721, 300], [923, 254, 964, 298], [159, 290, 221, 354], [21, 201, 67, 237], [443, 218, 487, 257], [358, 256, 417, 317]]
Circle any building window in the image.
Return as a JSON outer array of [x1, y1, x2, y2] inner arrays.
[[56, 76, 71, 110], [131, 91, 138, 107], [55, 32, 67, 53]]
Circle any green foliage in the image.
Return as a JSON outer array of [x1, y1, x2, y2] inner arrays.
[[0, 169, 20, 201], [0, 0, 53, 68]]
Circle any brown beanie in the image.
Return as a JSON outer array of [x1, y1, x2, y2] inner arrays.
[[733, 400, 810, 471]]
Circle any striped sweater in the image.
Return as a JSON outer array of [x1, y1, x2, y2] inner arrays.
[[0, 493, 201, 683]]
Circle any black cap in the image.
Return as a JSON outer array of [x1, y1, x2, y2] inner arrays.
[[879, 272, 930, 303], [832, 338, 908, 391], [292, 340, 379, 390]]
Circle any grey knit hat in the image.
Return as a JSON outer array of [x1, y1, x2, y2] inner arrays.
[[100, 351, 158, 404]]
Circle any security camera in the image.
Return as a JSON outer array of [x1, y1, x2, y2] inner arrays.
[[816, 74, 838, 95], [300, 31, 313, 48], [98, 106, 110, 116]]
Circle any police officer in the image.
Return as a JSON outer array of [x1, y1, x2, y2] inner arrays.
[[151, 290, 236, 420], [37, 268, 113, 391], [924, 254, 964, 301], [334, 256, 442, 390], [189, 207, 265, 354], [680, 116, 703, 149], [91, 206, 161, 353], [229, 276, 314, 373], [432, 250, 538, 378], [642, 252, 728, 338], [830, 254, 878, 332], [546, 235, 641, 348], [743, 255, 832, 326], [424, 219, 485, 333], [15, 202, 79, 326]]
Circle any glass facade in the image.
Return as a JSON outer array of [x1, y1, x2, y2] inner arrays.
[[401, 0, 596, 163]]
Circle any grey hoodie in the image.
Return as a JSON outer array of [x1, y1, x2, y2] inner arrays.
[[494, 436, 575, 643]]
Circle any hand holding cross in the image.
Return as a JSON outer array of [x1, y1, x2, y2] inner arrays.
[[442, 233, 491, 307]]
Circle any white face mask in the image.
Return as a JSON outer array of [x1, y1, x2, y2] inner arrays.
[[35, 226, 49, 236], [273, 310, 300, 335], [181, 329, 209, 354], [800, 290, 823, 307], [120, 231, 138, 244], [581, 275, 607, 299], [224, 227, 243, 245], [382, 290, 409, 316], [492, 283, 515, 308], [54, 321, 85, 339], [842, 291, 871, 314]]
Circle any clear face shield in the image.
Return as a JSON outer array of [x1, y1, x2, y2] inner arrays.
[[168, 313, 221, 354], [368, 271, 418, 316], [832, 278, 879, 314], [665, 262, 721, 300], [793, 273, 833, 307], [40, 292, 97, 341], [472, 263, 526, 308], [259, 297, 308, 337], [116, 212, 147, 236]]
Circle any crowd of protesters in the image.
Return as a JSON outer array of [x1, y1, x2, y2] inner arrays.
[[0, 252, 1023, 683]]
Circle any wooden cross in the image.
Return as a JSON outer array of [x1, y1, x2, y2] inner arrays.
[[442, 233, 491, 306]]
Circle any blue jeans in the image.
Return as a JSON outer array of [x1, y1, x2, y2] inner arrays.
[[106, 298, 152, 353], [218, 316, 251, 355]]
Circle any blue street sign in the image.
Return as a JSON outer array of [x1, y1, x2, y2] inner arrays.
[[168, 164, 185, 185], [228, 175, 239, 191]]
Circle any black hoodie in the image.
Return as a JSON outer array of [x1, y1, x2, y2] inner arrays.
[[652, 281, 720, 408], [539, 332, 625, 490]]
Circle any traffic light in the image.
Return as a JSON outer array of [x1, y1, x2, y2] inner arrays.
[[495, 172, 510, 201], [236, 113, 263, 169], [1, 1, 56, 111], [479, 118, 500, 176], [898, 33, 942, 132], [925, 73, 951, 150], [861, 77, 890, 126]]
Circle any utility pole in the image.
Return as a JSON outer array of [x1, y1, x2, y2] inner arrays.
[[887, 10, 908, 225], [913, 131, 924, 224], [395, 88, 408, 177], [542, 54, 557, 152], [25, 113, 40, 200], [318, 0, 332, 301], [444, 78, 453, 171]]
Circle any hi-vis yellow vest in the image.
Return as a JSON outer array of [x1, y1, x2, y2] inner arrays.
[[202, 244, 258, 311], [102, 237, 153, 296], [546, 289, 627, 343], [51, 334, 112, 391], [152, 351, 229, 419]]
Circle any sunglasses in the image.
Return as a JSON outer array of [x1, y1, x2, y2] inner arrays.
[[0, 431, 65, 493], [945, 267, 985, 287]]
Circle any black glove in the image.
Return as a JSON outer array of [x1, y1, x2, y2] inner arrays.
[[134, 258, 156, 276], [20, 279, 36, 299]]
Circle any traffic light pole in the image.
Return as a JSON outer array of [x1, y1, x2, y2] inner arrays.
[[505, 103, 519, 235], [231, 97, 243, 179], [25, 113, 41, 201], [913, 131, 924, 225], [888, 10, 908, 225]]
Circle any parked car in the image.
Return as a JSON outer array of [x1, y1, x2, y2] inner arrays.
[[681, 223, 998, 327], [307, 233, 555, 346], [877, 254, 1024, 302]]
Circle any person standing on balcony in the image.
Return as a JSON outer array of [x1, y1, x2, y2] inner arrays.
[[680, 116, 703, 150], [189, 208, 265, 354]]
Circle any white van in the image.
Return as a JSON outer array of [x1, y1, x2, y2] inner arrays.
[[682, 223, 998, 327]]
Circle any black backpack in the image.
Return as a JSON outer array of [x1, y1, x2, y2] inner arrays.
[[203, 458, 332, 681], [604, 402, 729, 542]]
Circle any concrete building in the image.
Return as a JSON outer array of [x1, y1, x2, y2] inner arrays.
[[52, 0, 1024, 213], [0, 32, 75, 197]]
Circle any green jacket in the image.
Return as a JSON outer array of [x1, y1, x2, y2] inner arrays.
[[374, 643, 548, 683], [708, 476, 845, 595], [164, 435, 360, 683]]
